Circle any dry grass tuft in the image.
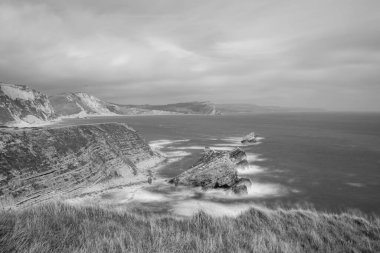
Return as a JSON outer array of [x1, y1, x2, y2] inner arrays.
[[0, 202, 379, 253]]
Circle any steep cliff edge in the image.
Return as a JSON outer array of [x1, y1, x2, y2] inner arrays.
[[0, 123, 159, 206], [49, 92, 181, 117], [50, 92, 120, 117], [0, 83, 55, 126], [1, 83, 219, 127]]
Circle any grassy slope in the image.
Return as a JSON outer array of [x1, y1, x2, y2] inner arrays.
[[1, 202, 379, 253]]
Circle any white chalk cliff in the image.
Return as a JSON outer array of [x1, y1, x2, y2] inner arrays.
[[0, 83, 56, 127]]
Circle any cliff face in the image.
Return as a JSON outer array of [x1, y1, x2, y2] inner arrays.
[[0, 83, 219, 127], [0, 123, 157, 206], [50, 92, 119, 117], [0, 83, 55, 126]]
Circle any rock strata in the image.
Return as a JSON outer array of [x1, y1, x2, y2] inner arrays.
[[169, 147, 251, 194], [0, 123, 158, 206]]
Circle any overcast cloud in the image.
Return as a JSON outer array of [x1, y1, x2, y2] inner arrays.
[[0, 0, 379, 110]]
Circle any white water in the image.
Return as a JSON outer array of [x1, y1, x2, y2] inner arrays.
[[127, 136, 286, 216], [70, 135, 288, 217]]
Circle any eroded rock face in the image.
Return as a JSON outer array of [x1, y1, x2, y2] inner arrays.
[[169, 148, 250, 193], [0, 83, 55, 126], [241, 132, 257, 144], [50, 92, 120, 117], [0, 123, 157, 206], [232, 178, 252, 194], [1, 83, 220, 127]]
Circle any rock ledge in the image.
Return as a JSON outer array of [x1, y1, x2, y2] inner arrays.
[[169, 147, 250, 194]]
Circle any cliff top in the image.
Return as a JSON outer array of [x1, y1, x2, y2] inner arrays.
[[0, 122, 134, 133]]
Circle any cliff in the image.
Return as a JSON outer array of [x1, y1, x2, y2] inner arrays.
[[0, 83, 219, 127], [0, 83, 55, 126], [50, 93, 181, 117], [0, 123, 158, 206], [49, 92, 120, 117]]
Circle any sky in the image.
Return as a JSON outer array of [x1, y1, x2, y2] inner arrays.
[[0, 0, 380, 111]]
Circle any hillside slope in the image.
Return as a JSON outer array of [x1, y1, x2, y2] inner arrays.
[[49, 92, 119, 117], [0, 83, 55, 126], [216, 103, 323, 114], [131, 101, 217, 115], [0, 83, 219, 126], [0, 123, 158, 207]]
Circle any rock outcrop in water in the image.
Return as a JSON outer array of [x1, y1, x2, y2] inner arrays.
[[241, 132, 257, 144], [169, 148, 250, 194], [0, 123, 158, 206]]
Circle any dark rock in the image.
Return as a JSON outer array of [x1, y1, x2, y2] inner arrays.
[[231, 178, 252, 194], [169, 148, 249, 194], [232, 184, 248, 194], [241, 132, 257, 144], [203, 146, 211, 153], [237, 159, 249, 169]]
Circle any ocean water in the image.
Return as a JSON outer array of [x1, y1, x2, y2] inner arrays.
[[56, 113, 380, 216]]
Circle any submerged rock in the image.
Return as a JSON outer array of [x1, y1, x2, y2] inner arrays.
[[237, 159, 249, 170], [169, 147, 251, 194], [241, 132, 257, 144], [232, 178, 252, 194]]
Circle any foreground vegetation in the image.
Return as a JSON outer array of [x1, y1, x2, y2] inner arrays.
[[1, 202, 379, 253]]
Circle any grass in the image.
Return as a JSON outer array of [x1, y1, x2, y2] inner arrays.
[[0, 202, 379, 253]]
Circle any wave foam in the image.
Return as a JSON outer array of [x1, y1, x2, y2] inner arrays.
[[174, 146, 235, 151], [346, 182, 365, 188], [165, 151, 192, 158], [149, 139, 189, 151], [246, 153, 266, 162], [246, 183, 283, 197], [237, 165, 265, 175]]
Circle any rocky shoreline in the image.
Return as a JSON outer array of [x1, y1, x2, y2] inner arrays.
[[0, 122, 162, 207], [1, 117, 259, 209]]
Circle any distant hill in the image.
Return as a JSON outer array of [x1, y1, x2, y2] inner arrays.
[[50, 95, 218, 117], [216, 103, 323, 114], [0, 83, 218, 127], [0, 82, 324, 127], [125, 101, 217, 115]]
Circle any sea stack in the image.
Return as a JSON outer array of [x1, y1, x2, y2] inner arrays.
[[169, 147, 251, 194], [241, 132, 257, 144]]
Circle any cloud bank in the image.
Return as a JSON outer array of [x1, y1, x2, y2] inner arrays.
[[0, 0, 379, 110]]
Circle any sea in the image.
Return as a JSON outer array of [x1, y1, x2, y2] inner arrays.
[[55, 113, 380, 216]]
